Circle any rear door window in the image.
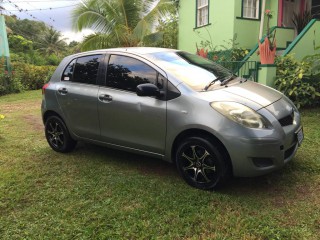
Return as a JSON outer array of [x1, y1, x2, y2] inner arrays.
[[62, 55, 102, 85]]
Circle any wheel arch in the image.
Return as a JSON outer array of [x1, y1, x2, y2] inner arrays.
[[43, 110, 65, 125], [171, 128, 233, 176]]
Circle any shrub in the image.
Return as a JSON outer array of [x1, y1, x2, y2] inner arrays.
[[275, 55, 320, 108], [0, 57, 24, 95], [196, 34, 249, 63], [11, 62, 56, 90], [0, 70, 25, 96], [1, 59, 55, 95]]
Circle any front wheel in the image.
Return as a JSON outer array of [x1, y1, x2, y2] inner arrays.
[[175, 137, 229, 190], [45, 116, 76, 153]]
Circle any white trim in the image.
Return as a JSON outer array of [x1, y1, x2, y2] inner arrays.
[[259, 0, 266, 40]]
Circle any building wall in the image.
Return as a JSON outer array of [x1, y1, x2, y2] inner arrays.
[[178, 0, 235, 53], [233, 0, 261, 49], [178, 0, 281, 53], [284, 19, 320, 61]]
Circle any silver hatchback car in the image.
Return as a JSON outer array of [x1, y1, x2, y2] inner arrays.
[[41, 47, 303, 189]]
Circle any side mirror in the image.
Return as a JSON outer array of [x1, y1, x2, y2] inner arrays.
[[136, 83, 161, 97]]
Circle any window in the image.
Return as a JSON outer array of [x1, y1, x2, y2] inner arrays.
[[197, 0, 209, 27], [62, 59, 76, 81], [71, 55, 102, 85], [106, 55, 158, 92], [149, 51, 231, 91], [243, 0, 260, 19]]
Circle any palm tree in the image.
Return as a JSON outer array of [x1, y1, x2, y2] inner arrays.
[[37, 28, 67, 56], [72, 0, 173, 50]]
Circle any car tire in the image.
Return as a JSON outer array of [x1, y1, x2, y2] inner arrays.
[[175, 136, 229, 190], [45, 115, 77, 153]]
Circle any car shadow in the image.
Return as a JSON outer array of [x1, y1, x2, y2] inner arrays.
[[74, 142, 179, 178], [70, 142, 301, 195]]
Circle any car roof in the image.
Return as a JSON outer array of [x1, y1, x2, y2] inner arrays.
[[68, 47, 179, 59]]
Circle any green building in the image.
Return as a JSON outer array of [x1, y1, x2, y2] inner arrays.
[[178, 0, 320, 62]]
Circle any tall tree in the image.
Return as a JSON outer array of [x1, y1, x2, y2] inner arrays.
[[72, 0, 173, 50], [37, 27, 67, 56]]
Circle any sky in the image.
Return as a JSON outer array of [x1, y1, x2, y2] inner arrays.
[[1, 0, 93, 43]]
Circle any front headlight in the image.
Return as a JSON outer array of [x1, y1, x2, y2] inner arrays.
[[211, 102, 272, 129]]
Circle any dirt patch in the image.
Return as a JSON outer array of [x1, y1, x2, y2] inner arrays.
[[24, 114, 43, 131], [0, 100, 41, 114]]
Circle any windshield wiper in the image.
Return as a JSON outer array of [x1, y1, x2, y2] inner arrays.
[[203, 74, 234, 91], [220, 74, 237, 86]]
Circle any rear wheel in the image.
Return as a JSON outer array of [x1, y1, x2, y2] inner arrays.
[[45, 116, 76, 153], [175, 136, 228, 190]]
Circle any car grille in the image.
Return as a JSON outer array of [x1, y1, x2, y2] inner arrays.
[[278, 114, 294, 126]]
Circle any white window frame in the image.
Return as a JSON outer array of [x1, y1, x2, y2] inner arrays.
[[197, 0, 209, 27], [243, 0, 260, 19]]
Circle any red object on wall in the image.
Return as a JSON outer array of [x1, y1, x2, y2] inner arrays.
[[259, 37, 277, 64]]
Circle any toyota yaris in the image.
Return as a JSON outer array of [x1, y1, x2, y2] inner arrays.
[[41, 48, 303, 189]]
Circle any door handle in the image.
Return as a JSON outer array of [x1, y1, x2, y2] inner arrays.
[[99, 94, 113, 102], [58, 87, 68, 95]]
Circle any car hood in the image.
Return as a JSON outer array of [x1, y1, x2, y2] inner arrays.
[[198, 80, 283, 110]]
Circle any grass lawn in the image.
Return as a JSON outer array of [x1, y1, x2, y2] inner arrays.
[[0, 90, 319, 239]]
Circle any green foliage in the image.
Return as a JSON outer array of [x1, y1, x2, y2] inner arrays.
[[292, 8, 312, 34], [275, 55, 320, 108], [1, 58, 55, 95], [11, 63, 56, 90], [197, 34, 249, 63], [37, 27, 67, 56], [154, 14, 178, 48], [5, 15, 69, 66], [72, 0, 175, 50], [0, 57, 24, 96], [8, 35, 33, 52], [213, 35, 249, 62], [46, 54, 61, 66], [5, 16, 47, 43], [144, 12, 178, 48]]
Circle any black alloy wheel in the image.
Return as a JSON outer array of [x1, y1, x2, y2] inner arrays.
[[45, 116, 76, 153], [176, 137, 228, 190]]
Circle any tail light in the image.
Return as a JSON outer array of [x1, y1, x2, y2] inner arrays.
[[42, 83, 50, 95]]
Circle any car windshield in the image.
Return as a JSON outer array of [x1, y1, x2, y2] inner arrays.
[[148, 51, 232, 91]]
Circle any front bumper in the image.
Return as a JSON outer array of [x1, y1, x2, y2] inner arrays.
[[225, 111, 302, 177], [228, 134, 300, 177]]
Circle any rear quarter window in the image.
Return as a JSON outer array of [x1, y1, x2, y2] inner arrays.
[[62, 59, 76, 81]]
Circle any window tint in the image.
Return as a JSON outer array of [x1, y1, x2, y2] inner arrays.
[[106, 55, 157, 92], [62, 59, 76, 81], [73, 55, 102, 85]]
